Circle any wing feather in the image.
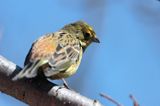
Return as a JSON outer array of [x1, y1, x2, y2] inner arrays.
[[44, 31, 81, 77]]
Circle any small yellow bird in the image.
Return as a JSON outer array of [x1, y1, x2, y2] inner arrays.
[[12, 21, 100, 85]]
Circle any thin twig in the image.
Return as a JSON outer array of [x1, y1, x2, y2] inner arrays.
[[100, 93, 123, 106], [129, 94, 139, 106]]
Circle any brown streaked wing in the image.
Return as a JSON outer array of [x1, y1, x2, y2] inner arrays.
[[48, 37, 81, 71]]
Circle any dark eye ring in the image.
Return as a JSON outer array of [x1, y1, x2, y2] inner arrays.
[[85, 32, 90, 40]]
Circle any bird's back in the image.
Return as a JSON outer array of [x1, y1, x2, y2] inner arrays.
[[24, 33, 58, 65]]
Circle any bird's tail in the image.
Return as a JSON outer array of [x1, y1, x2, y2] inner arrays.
[[12, 60, 43, 81]]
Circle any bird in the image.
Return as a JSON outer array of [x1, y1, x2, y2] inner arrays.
[[12, 21, 100, 87]]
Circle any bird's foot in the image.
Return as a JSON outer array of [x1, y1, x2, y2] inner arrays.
[[62, 78, 72, 90]]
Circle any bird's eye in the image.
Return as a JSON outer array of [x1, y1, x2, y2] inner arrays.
[[85, 32, 90, 40]]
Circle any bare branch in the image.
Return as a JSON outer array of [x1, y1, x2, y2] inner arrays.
[[100, 93, 123, 106], [0, 55, 103, 106], [129, 94, 139, 106]]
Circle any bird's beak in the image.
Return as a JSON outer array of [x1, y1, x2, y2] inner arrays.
[[92, 37, 100, 43]]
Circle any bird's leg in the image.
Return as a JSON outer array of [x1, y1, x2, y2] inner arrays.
[[62, 78, 71, 89]]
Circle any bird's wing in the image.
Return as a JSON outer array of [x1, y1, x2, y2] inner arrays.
[[43, 31, 82, 77]]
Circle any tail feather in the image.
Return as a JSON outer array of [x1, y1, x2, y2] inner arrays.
[[12, 61, 40, 81]]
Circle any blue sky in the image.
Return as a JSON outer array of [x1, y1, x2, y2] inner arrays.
[[0, 0, 160, 106]]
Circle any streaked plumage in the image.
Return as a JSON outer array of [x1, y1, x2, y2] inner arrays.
[[12, 21, 100, 81]]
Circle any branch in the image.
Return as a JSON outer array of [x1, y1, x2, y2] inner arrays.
[[0, 55, 103, 106], [100, 93, 123, 106], [100, 93, 140, 106], [129, 94, 139, 106]]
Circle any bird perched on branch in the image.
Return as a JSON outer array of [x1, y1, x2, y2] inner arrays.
[[12, 21, 100, 87]]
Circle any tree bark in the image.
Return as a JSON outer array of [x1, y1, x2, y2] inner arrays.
[[0, 55, 103, 106]]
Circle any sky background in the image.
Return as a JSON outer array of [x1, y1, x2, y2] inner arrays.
[[0, 0, 160, 106]]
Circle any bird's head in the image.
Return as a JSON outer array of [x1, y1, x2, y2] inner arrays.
[[62, 21, 100, 49]]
